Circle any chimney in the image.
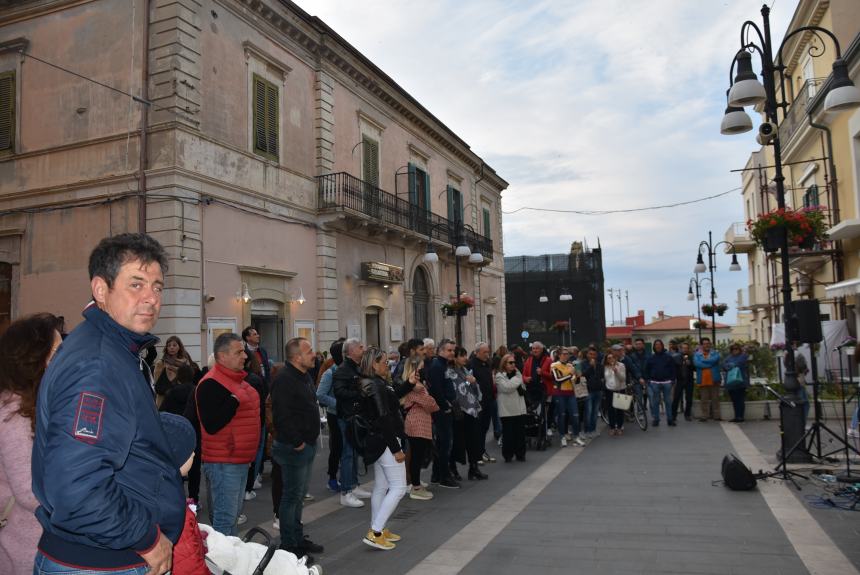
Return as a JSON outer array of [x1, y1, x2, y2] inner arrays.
[[658, 310, 665, 320]]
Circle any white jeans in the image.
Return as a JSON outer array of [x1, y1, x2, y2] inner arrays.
[[371, 446, 408, 533]]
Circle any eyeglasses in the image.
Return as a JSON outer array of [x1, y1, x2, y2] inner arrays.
[[505, 360, 515, 365]]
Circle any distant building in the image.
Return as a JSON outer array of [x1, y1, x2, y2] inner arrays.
[[504, 242, 605, 348], [635, 311, 731, 344]]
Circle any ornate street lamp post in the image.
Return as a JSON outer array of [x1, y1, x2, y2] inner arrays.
[[693, 230, 741, 343]]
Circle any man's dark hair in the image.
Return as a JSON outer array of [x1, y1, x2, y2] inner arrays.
[[438, 338, 455, 353], [241, 326, 255, 341], [214, 332, 242, 357], [454, 346, 468, 358], [634, 337, 645, 344], [700, 337, 711, 344], [330, 337, 345, 365], [397, 341, 409, 358], [406, 338, 424, 353], [285, 337, 308, 361], [176, 363, 196, 385], [88, 233, 169, 288]]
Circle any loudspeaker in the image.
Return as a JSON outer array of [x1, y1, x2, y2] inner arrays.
[[790, 299, 823, 344], [721, 454, 757, 491]]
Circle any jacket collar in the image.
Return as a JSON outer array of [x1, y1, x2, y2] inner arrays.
[[82, 302, 159, 356], [211, 362, 248, 384]]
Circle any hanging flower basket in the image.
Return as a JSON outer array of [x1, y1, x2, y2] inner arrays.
[[441, 294, 474, 317], [715, 303, 728, 316], [747, 207, 827, 252], [551, 320, 570, 333], [692, 320, 708, 329], [701, 304, 715, 316]]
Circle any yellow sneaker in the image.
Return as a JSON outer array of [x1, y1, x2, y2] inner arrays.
[[382, 528, 401, 542], [363, 529, 396, 550]]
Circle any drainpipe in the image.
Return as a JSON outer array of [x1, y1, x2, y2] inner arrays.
[[138, 0, 150, 233]]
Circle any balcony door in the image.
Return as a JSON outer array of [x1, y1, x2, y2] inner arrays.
[[412, 267, 431, 340]]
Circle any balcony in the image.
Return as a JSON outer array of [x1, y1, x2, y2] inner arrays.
[[317, 172, 493, 259], [724, 222, 756, 253], [778, 77, 827, 146]]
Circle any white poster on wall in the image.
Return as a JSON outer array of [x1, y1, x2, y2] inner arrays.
[[391, 324, 403, 342], [347, 324, 361, 340]]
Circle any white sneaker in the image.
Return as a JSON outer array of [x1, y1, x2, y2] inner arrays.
[[565, 433, 573, 441], [237, 514, 247, 525], [272, 515, 280, 530], [573, 437, 585, 447], [560, 437, 568, 448], [244, 490, 256, 501], [547, 429, 553, 437], [303, 493, 315, 502], [253, 474, 263, 489], [578, 433, 587, 443], [409, 486, 434, 500], [340, 492, 365, 508], [309, 566, 323, 575], [352, 486, 372, 499]]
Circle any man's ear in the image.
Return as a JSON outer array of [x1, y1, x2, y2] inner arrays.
[[91, 276, 109, 305]]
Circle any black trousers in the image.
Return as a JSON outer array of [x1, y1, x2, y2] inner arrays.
[[271, 461, 282, 517], [326, 413, 342, 480], [672, 379, 694, 418], [451, 415, 466, 466], [452, 414, 484, 466], [501, 415, 526, 461], [407, 436, 432, 487], [187, 434, 202, 503]]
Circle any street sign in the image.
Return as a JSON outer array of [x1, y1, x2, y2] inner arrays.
[[521, 330, 529, 339]]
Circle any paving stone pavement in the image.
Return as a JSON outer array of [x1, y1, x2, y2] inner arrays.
[[199, 418, 860, 574]]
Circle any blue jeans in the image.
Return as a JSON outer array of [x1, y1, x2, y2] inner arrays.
[[728, 387, 746, 420], [254, 425, 267, 477], [432, 412, 453, 481], [203, 462, 248, 536], [34, 552, 147, 575], [648, 382, 673, 423], [554, 395, 580, 435], [584, 391, 602, 433], [338, 418, 358, 493], [273, 440, 316, 548]]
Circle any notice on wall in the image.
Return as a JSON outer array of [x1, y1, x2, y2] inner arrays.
[[347, 324, 361, 340], [391, 324, 403, 342]]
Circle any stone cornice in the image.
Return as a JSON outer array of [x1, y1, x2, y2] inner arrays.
[[780, 0, 830, 73], [0, 0, 95, 26]]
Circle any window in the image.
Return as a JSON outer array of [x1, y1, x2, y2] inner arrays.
[[412, 267, 430, 340], [0, 71, 14, 155], [252, 74, 279, 161], [409, 163, 431, 234], [483, 207, 491, 239], [803, 184, 819, 208], [362, 136, 379, 187], [447, 186, 463, 224]]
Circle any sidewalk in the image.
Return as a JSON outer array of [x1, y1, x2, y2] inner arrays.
[[231, 419, 859, 574]]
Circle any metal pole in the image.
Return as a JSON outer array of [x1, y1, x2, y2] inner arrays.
[[708, 231, 717, 343], [625, 290, 630, 318], [617, 291, 623, 327], [455, 221, 463, 345], [607, 288, 615, 325], [695, 279, 703, 342]]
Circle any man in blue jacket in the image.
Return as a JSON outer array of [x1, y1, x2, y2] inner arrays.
[[427, 339, 458, 488], [32, 233, 184, 575]]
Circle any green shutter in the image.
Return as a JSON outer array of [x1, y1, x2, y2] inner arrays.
[[0, 71, 15, 154], [363, 136, 379, 187], [483, 208, 491, 238], [446, 185, 454, 222], [408, 163, 417, 204], [252, 74, 279, 161], [423, 171, 431, 212]]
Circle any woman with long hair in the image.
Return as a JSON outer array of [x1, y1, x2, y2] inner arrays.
[[154, 335, 199, 406], [603, 352, 627, 436], [358, 347, 408, 551], [494, 353, 527, 462], [0, 313, 62, 574], [401, 356, 438, 500]]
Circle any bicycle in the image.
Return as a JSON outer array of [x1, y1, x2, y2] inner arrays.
[[601, 385, 648, 431]]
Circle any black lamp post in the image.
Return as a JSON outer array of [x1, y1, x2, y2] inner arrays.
[[687, 275, 713, 342], [424, 219, 484, 345], [720, 4, 860, 403], [693, 230, 741, 343]]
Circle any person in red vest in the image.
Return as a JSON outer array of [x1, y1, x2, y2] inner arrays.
[[522, 342, 554, 438], [196, 333, 260, 536]]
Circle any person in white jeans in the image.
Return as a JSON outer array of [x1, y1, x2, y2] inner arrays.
[[357, 347, 409, 550]]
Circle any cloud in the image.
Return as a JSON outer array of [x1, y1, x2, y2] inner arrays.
[[297, 0, 795, 326]]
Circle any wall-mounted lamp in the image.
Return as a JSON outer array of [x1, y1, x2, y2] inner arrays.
[[293, 287, 306, 305], [236, 282, 251, 304], [538, 289, 549, 304]]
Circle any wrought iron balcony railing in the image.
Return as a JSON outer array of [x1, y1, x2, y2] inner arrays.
[[778, 77, 827, 145], [317, 172, 493, 259]]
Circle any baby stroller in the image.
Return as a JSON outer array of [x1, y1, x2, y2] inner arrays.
[[524, 386, 550, 451], [203, 526, 321, 575]]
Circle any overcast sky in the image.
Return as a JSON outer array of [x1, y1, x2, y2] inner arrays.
[[296, 0, 794, 325]]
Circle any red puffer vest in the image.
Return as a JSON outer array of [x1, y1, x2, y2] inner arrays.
[[198, 363, 260, 464], [172, 505, 208, 575]]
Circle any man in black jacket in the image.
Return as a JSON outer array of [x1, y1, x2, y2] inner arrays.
[[271, 337, 323, 559], [333, 338, 372, 507], [673, 342, 696, 422], [428, 339, 458, 488], [469, 342, 496, 463]]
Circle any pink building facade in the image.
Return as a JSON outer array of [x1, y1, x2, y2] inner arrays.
[[0, 0, 507, 361]]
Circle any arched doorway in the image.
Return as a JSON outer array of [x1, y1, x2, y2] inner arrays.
[[413, 267, 431, 340]]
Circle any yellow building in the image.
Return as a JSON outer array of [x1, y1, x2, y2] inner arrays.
[[726, 0, 860, 342]]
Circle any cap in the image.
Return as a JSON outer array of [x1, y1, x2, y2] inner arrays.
[[610, 344, 623, 351], [159, 412, 196, 468]]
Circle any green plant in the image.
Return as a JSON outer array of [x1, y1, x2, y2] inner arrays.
[[747, 207, 828, 247]]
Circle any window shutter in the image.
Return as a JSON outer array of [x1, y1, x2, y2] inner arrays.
[[446, 185, 454, 222], [252, 74, 278, 161], [423, 171, 431, 212], [0, 72, 15, 154], [483, 208, 491, 238], [363, 137, 379, 187], [408, 163, 417, 204]]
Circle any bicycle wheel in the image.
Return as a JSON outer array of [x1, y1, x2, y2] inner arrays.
[[634, 396, 648, 430], [600, 405, 609, 426]]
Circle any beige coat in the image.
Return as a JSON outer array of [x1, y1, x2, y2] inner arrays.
[[495, 370, 527, 418]]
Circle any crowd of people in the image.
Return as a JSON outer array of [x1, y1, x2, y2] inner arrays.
[[2, 231, 855, 575]]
